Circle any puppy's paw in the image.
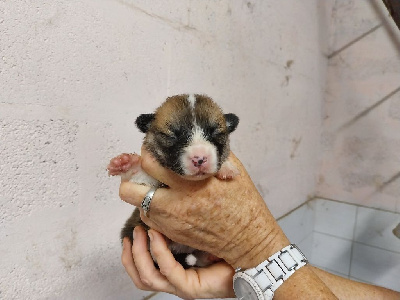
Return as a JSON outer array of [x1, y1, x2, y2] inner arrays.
[[107, 153, 141, 176], [216, 160, 240, 180]]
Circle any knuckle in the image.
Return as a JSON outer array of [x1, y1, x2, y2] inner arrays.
[[133, 278, 150, 291], [159, 262, 176, 277], [139, 276, 153, 289]]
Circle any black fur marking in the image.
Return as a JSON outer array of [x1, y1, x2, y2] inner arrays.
[[120, 209, 195, 269], [121, 95, 240, 268], [224, 113, 239, 134], [151, 126, 192, 175], [135, 114, 155, 133], [201, 124, 228, 161]]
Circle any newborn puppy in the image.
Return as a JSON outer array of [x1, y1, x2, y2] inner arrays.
[[108, 94, 239, 268]]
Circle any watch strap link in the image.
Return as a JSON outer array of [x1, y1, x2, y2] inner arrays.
[[243, 244, 307, 299]]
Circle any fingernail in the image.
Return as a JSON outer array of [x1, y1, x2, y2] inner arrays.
[[148, 230, 154, 242], [132, 227, 137, 240]]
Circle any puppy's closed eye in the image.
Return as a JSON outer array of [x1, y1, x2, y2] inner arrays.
[[156, 132, 177, 147], [111, 93, 240, 268]]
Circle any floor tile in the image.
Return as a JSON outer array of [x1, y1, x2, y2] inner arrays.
[[354, 207, 400, 253], [151, 293, 182, 300], [311, 232, 352, 276], [351, 243, 400, 292], [313, 199, 357, 240], [278, 203, 314, 244], [297, 232, 314, 260]]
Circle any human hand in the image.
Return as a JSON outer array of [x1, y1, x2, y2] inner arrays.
[[119, 147, 289, 269], [121, 226, 235, 299]]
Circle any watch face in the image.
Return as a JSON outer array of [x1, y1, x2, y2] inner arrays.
[[233, 277, 259, 300]]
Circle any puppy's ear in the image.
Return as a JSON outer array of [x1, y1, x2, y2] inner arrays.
[[224, 113, 239, 134], [135, 114, 155, 133]]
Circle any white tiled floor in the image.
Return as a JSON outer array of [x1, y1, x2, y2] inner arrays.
[[312, 232, 352, 276], [151, 294, 182, 300], [351, 243, 400, 291], [310, 199, 400, 292], [277, 199, 399, 292], [278, 203, 314, 258], [313, 199, 357, 240], [354, 206, 400, 251], [150, 198, 400, 299]]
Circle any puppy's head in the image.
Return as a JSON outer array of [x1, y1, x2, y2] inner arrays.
[[136, 94, 239, 180]]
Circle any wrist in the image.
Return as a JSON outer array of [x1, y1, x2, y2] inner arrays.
[[232, 227, 290, 270], [233, 244, 309, 300], [222, 211, 290, 269]]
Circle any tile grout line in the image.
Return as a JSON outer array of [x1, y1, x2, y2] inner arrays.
[[313, 230, 353, 242], [349, 206, 359, 278], [348, 275, 374, 286], [313, 229, 400, 255], [297, 230, 314, 247], [276, 198, 314, 221], [314, 196, 400, 215], [310, 199, 317, 263], [352, 240, 400, 255]]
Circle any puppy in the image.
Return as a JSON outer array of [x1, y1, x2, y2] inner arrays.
[[108, 94, 239, 268]]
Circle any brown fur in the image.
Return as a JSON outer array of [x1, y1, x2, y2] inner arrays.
[[110, 94, 239, 268]]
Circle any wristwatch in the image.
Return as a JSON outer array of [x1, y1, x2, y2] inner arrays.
[[233, 244, 308, 300]]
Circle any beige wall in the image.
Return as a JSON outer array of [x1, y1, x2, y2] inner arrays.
[[0, 1, 329, 298], [317, 0, 400, 213]]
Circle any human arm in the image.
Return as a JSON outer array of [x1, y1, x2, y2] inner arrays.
[[119, 149, 399, 299], [311, 267, 400, 300], [121, 233, 400, 300], [121, 228, 400, 300]]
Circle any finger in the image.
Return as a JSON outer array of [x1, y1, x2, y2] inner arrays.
[[119, 182, 150, 207], [119, 182, 171, 215], [131, 226, 176, 294], [121, 237, 152, 290], [148, 229, 191, 291], [139, 209, 162, 232], [140, 146, 186, 188]]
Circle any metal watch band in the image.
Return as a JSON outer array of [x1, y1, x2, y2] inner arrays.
[[235, 244, 308, 299]]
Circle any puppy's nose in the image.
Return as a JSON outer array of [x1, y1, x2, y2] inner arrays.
[[192, 156, 207, 167]]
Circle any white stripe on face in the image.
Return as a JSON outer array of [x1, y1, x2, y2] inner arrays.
[[188, 94, 197, 124], [191, 124, 205, 143], [187, 94, 196, 109]]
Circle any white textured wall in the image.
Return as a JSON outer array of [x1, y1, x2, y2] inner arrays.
[[317, 0, 400, 212], [0, 1, 328, 299]]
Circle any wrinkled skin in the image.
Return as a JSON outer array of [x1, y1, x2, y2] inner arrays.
[[121, 227, 235, 299], [118, 147, 290, 299], [119, 147, 290, 270], [119, 147, 400, 300]]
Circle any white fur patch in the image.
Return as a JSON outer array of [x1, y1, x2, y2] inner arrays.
[[192, 125, 205, 142], [180, 126, 219, 176], [129, 170, 159, 187], [185, 254, 197, 266], [179, 94, 219, 177], [187, 94, 196, 109]]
